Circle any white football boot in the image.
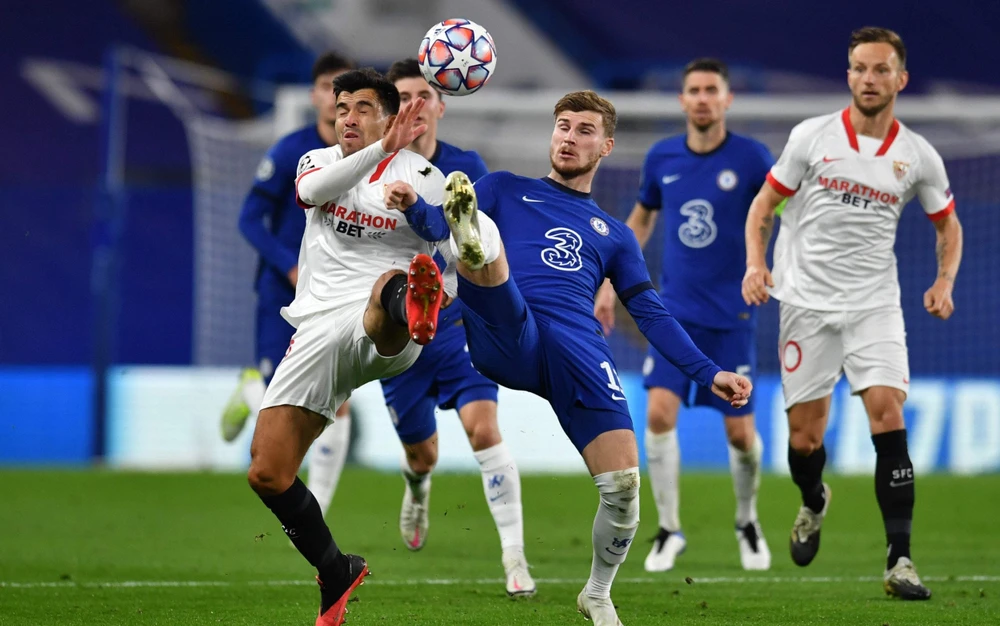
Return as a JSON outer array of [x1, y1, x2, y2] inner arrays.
[[736, 521, 771, 570], [502, 549, 536, 598], [643, 529, 686, 572], [399, 477, 430, 551], [576, 589, 624, 626]]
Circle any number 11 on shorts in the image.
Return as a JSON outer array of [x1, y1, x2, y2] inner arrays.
[[600, 361, 626, 401]]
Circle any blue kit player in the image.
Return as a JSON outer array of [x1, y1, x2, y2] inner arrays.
[[381, 59, 534, 597], [220, 52, 354, 519], [384, 90, 752, 626], [595, 58, 776, 572]]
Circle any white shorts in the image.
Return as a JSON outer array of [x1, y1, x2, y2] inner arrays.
[[261, 301, 422, 420], [778, 303, 910, 408]]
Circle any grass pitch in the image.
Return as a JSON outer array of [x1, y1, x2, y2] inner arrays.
[[1, 469, 997, 625]]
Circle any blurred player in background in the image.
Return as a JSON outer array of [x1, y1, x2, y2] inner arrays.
[[220, 52, 354, 519], [385, 90, 752, 626], [382, 58, 534, 597], [594, 58, 774, 572], [743, 27, 963, 600], [247, 68, 453, 626]]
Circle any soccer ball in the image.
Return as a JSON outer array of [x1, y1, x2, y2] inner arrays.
[[417, 18, 497, 96]]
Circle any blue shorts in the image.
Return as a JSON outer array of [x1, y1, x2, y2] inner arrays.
[[256, 303, 295, 384], [643, 320, 756, 416], [380, 316, 499, 445], [457, 275, 633, 452]]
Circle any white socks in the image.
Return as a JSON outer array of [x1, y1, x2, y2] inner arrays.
[[401, 455, 431, 502], [584, 468, 640, 599], [307, 414, 351, 518], [729, 431, 763, 527], [474, 442, 525, 553], [242, 373, 266, 415], [645, 428, 681, 531], [449, 210, 501, 266]]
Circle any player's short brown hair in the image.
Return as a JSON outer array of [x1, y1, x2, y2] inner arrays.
[[849, 27, 907, 69], [311, 52, 354, 82], [553, 91, 617, 138], [683, 58, 730, 86], [386, 58, 422, 84]]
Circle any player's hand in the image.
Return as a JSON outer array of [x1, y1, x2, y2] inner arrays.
[[384, 181, 418, 211], [923, 277, 955, 320], [594, 280, 617, 335], [381, 98, 427, 154], [711, 371, 753, 409], [287, 266, 298, 287], [742, 263, 774, 306]]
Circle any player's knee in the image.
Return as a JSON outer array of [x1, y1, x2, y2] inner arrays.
[[405, 443, 438, 474], [646, 409, 677, 434], [247, 462, 294, 497], [370, 269, 405, 310], [788, 429, 822, 456], [726, 421, 755, 452], [868, 407, 905, 432], [594, 467, 641, 518]]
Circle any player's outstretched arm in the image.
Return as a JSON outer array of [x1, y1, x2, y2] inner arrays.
[[924, 212, 963, 320], [594, 202, 659, 335], [742, 183, 786, 306]]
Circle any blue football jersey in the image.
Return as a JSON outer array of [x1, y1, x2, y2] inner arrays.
[[240, 126, 330, 304], [638, 132, 773, 329]]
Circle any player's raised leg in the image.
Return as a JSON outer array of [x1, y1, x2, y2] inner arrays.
[[577, 427, 640, 626], [442, 171, 505, 280], [367, 257, 445, 349], [642, 387, 687, 572], [860, 386, 930, 600], [459, 399, 535, 597], [724, 414, 770, 570], [308, 401, 352, 519], [787, 397, 832, 567], [248, 404, 368, 626]]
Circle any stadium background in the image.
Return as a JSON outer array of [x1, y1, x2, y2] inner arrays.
[[1, 0, 998, 477]]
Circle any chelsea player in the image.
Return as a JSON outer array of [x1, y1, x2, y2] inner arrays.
[[382, 59, 534, 597], [220, 52, 354, 519], [384, 90, 752, 626], [595, 58, 776, 572]]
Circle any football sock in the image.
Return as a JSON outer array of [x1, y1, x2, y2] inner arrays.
[[474, 442, 525, 553], [788, 443, 827, 514], [401, 456, 431, 503], [872, 429, 914, 569], [729, 431, 763, 527], [645, 428, 681, 531], [380, 273, 409, 327], [308, 413, 351, 519], [584, 468, 640, 600], [258, 477, 348, 581]]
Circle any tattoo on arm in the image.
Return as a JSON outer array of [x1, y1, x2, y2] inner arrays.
[[758, 214, 774, 249], [936, 233, 953, 282]]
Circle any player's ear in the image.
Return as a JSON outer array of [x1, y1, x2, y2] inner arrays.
[[897, 69, 909, 93], [382, 111, 397, 136], [601, 136, 614, 158], [437, 95, 446, 120], [725, 89, 734, 110]]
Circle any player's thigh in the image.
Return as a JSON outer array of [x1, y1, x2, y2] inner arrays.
[[779, 303, 843, 410], [691, 325, 758, 416], [642, 347, 688, 433], [249, 404, 327, 493], [459, 286, 542, 393], [581, 426, 640, 476], [843, 306, 910, 400]]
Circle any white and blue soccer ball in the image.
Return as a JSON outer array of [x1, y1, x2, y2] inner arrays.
[[417, 18, 497, 96]]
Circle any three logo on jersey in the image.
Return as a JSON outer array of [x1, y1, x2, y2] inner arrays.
[[818, 176, 900, 209], [319, 203, 398, 238]]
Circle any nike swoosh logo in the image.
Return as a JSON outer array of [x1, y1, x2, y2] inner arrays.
[[661, 174, 682, 184], [889, 480, 914, 488], [605, 547, 628, 556], [489, 492, 508, 502], [611, 394, 625, 401], [822, 156, 843, 163], [522, 196, 544, 203]]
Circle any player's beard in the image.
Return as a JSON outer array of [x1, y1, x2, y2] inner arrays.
[[853, 92, 894, 117], [549, 151, 601, 180]]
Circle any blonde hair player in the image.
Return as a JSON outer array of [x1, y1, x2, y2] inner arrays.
[[742, 27, 963, 600]]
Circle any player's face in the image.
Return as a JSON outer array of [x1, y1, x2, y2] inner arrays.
[[679, 71, 732, 132], [847, 43, 908, 116], [395, 76, 444, 140], [549, 111, 614, 179], [311, 70, 348, 125], [335, 89, 389, 156]]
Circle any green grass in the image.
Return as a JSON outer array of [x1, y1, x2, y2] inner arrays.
[[1, 469, 998, 625]]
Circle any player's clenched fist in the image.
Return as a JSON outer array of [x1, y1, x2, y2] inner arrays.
[[923, 278, 955, 320], [384, 181, 418, 211], [741, 263, 774, 306], [711, 371, 753, 409]]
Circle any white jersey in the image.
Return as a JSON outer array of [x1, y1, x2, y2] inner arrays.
[[767, 108, 955, 311], [285, 145, 446, 325]]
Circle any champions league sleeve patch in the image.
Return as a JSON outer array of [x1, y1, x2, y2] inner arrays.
[[256, 156, 275, 181]]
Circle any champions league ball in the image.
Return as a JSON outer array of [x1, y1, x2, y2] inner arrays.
[[417, 19, 497, 96]]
